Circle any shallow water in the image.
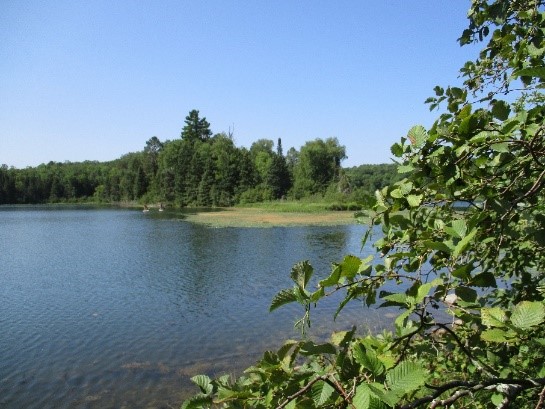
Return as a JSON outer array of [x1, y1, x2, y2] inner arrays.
[[0, 206, 382, 408]]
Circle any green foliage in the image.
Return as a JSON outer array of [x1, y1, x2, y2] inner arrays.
[[183, 1, 545, 408]]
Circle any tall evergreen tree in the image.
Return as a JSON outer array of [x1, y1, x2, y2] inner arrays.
[[181, 109, 212, 142]]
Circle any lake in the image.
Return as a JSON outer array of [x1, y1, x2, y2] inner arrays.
[[0, 206, 383, 408]]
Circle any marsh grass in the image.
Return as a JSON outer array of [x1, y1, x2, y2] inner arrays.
[[183, 206, 362, 227]]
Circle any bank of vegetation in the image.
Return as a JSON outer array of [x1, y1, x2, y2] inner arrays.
[[182, 1, 545, 408], [0, 112, 400, 208]]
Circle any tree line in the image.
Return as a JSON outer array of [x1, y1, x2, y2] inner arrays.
[[0, 110, 400, 206]]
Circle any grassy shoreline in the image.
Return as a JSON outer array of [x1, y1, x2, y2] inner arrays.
[[183, 207, 362, 228]]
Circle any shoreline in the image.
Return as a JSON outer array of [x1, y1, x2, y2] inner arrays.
[[182, 207, 362, 228]]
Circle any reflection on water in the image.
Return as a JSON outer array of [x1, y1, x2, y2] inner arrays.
[[0, 206, 379, 408]]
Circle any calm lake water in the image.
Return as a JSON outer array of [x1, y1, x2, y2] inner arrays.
[[0, 206, 383, 408]]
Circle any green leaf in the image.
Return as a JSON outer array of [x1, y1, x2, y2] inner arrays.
[[190, 374, 213, 395], [299, 341, 337, 356], [394, 309, 412, 329], [181, 393, 213, 409], [397, 164, 414, 173], [472, 272, 497, 288], [319, 265, 342, 287], [455, 286, 478, 303], [407, 125, 428, 147], [406, 194, 423, 207], [312, 380, 335, 406], [491, 142, 509, 153], [339, 255, 363, 280], [450, 219, 467, 238], [382, 293, 408, 306], [481, 307, 507, 327], [453, 228, 477, 258], [423, 240, 452, 253], [511, 301, 545, 330], [386, 361, 427, 394], [415, 279, 442, 303], [270, 288, 297, 312], [290, 260, 313, 290], [481, 328, 515, 343], [390, 188, 403, 198], [514, 67, 545, 79], [451, 264, 473, 280], [390, 143, 404, 157], [491, 100, 511, 120], [353, 343, 385, 377]]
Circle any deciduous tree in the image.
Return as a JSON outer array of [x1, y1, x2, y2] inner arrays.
[[183, 1, 545, 408]]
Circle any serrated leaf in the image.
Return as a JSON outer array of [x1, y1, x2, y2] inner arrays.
[[353, 384, 371, 409], [190, 374, 213, 395], [181, 393, 213, 409], [353, 343, 385, 377], [270, 288, 297, 312], [511, 301, 545, 330], [290, 260, 313, 290], [312, 380, 335, 406], [386, 361, 427, 394], [481, 307, 507, 327], [339, 255, 363, 280], [277, 340, 299, 360], [481, 328, 515, 343], [407, 125, 428, 147], [353, 383, 389, 409]]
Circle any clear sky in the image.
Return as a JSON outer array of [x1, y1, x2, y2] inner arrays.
[[0, 1, 479, 169]]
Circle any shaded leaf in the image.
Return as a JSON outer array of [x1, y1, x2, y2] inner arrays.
[[270, 288, 297, 312], [290, 260, 313, 290]]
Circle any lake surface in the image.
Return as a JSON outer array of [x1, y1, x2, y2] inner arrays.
[[0, 206, 383, 408]]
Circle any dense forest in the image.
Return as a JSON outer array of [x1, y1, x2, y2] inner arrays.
[[0, 110, 400, 206]]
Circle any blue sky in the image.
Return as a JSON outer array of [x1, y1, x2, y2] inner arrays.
[[1, 1, 479, 168]]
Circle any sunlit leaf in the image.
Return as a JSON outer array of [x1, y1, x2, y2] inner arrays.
[[190, 374, 213, 395], [511, 301, 545, 330], [386, 361, 427, 394], [311, 380, 335, 406], [481, 307, 507, 327]]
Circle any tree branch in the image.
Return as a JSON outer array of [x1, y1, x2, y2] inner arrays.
[[401, 378, 545, 409]]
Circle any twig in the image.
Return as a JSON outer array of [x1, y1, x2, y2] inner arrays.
[[535, 385, 545, 409]]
